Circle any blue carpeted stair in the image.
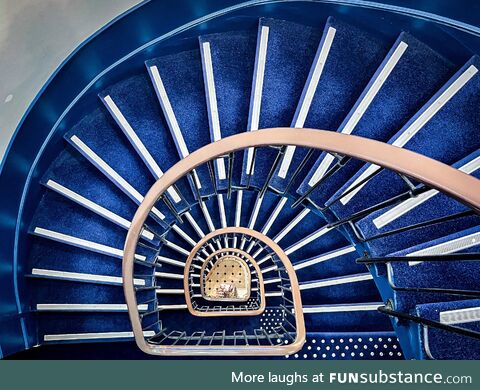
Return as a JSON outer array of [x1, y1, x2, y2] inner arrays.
[[298, 31, 455, 210]]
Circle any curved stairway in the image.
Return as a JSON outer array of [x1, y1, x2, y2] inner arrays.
[[23, 16, 480, 360]]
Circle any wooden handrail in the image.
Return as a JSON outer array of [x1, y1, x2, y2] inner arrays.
[[123, 128, 480, 356]]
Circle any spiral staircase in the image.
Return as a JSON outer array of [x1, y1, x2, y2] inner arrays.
[[1, 1, 480, 360]]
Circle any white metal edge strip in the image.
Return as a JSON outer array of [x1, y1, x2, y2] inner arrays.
[[171, 224, 196, 246], [392, 64, 478, 148], [31, 268, 145, 286], [235, 190, 243, 227], [274, 208, 310, 243], [70, 136, 142, 204], [285, 226, 332, 255], [218, 194, 227, 228], [164, 239, 190, 256], [340, 64, 478, 206], [200, 200, 215, 232], [245, 25, 269, 175], [201, 42, 227, 180], [339, 164, 381, 205], [46, 179, 128, 230], [262, 197, 287, 235], [303, 303, 381, 313], [308, 152, 336, 187], [44, 331, 155, 342], [37, 304, 148, 311], [248, 194, 264, 229], [265, 292, 282, 297], [69, 135, 165, 220], [294, 246, 356, 270], [263, 278, 281, 285], [102, 95, 165, 180], [156, 288, 185, 294], [278, 27, 337, 179], [154, 271, 184, 280], [156, 256, 186, 268], [299, 273, 373, 290], [184, 211, 205, 238], [408, 231, 480, 265], [157, 304, 188, 310], [33, 227, 146, 261], [45, 180, 155, 241], [374, 154, 480, 228], [148, 65, 190, 158], [342, 41, 408, 135], [440, 306, 480, 325], [308, 41, 408, 187], [261, 265, 278, 274]]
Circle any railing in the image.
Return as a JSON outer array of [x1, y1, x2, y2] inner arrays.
[[123, 128, 480, 356]]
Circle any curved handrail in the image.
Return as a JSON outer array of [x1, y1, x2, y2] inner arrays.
[[123, 128, 480, 355]]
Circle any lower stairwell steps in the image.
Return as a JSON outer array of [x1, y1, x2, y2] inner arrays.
[[303, 304, 392, 333], [146, 50, 215, 198], [32, 227, 152, 263], [98, 74, 188, 185], [240, 18, 322, 188], [384, 228, 480, 312], [65, 109, 162, 205], [44, 179, 156, 242], [299, 273, 379, 306], [370, 151, 480, 232], [31, 190, 159, 251], [293, 246, 360, 280], [29, 269, 147, 287], [41, 148, 150, 232], [199, 30, 256, 189], [67, 133, 172, 225]]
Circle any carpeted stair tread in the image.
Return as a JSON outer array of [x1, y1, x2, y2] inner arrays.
[[270, 16, 390, 193], [100, 74, 194, 207], [415, 299, 480, 359], [387, 226, 480, 311], [146, 50, 215, 197], [355, 149, 480, 256], [329, 56, 480, 220], [299, 32, 455, 208], [241, 18, 322, 188], [199, 30, 257, 188]]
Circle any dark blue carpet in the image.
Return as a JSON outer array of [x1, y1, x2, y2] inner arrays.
[[270, 16, 390, 193], [146, 50, 215, 197], [415, 299, 480, 360], [199, 30, 256, 189], [100, 74, 193, 208], [241, 18, 322, 188], [388, 226, 480, 311], [329, 56, 480, 220], [299, 32, 454, 208]]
